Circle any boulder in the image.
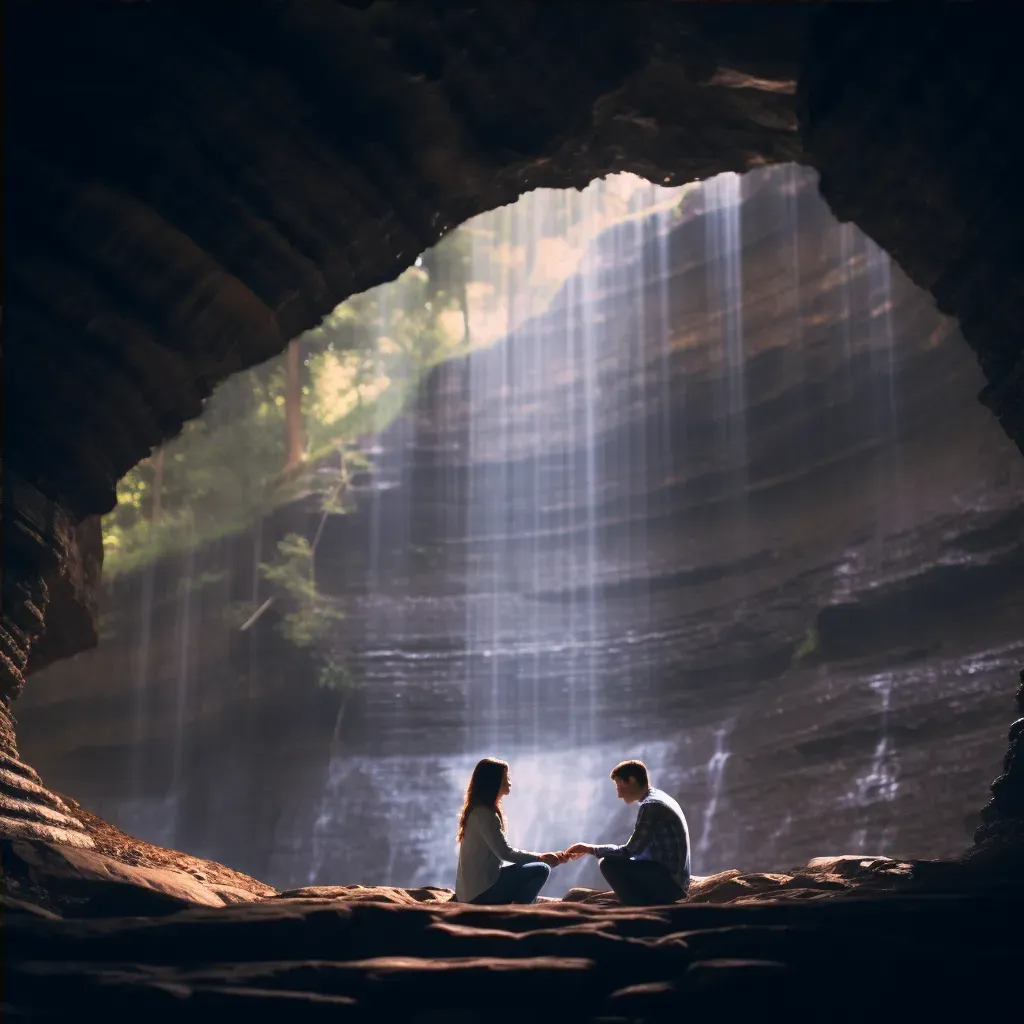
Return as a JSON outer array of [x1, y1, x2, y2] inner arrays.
[[804, 854, 899, 878], [561, 886, 618, 905], [275, 885, 454, 905], [209, 885, 264, 905], [2, 838, 226, 915], [685, 869, 748, 902]]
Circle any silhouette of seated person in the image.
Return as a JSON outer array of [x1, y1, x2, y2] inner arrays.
[[563, 759, 689, 906], [455, 757, 564, 904]]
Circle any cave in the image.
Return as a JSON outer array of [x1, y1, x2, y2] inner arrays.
[[4, 3, 1024, 1018]]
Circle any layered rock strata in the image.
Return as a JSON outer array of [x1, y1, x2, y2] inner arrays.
[[16, 168, 1024, 888], [1, 477, 94, 847]]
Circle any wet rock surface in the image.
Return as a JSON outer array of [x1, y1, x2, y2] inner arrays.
[[4, 794, 1019, 1017], [1, 839, 229, 916], [1, 805, 274, 916], [5, 860, 1022, 1021]]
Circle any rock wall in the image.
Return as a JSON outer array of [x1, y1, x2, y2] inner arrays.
[[17, 168, 1024, 892]]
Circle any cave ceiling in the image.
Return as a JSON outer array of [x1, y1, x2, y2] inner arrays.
[[4, 1, 1023, 526]]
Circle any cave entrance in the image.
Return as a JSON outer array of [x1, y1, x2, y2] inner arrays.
[[17, 166, 1024, 894]]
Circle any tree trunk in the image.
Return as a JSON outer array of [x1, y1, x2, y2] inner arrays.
[[283, 339, 304, 472]]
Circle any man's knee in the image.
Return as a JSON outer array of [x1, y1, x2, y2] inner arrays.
[[598, 855, 628, 881], [529, 862, 551, 882]]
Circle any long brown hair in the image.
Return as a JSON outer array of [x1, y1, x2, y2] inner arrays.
[[456, 757, 508, 843]]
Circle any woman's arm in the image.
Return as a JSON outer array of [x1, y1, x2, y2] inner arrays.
[[473, 809, 541, 865]]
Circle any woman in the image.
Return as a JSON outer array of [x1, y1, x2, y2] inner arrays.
[[455, 757, 561, 904]]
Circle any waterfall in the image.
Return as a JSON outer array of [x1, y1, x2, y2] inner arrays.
[[172, 535, 196, 823], [35, 163, 1024, 896], [848, 673, 901, 806], [695, 724, 734, 866], [130, 550, 157, 797], [455, 179, 680, 890], [306, 176, 695, 895], [865, 234, 903, 540], [704, 174, 747, 499]]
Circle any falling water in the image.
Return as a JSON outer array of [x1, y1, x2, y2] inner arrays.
[[440, 179, 695, 892], [172, 535, 196, 812], [865, 234, 903, 539], [695, 724, 733, 865], [130, 551, 156, 799], [315, 176, 694, 893], [850, 673, 901, 808], [837, 221, 858, 440], [655, 196, 676, 468], [312, 168, 924, 892], [703, 174, 747, 509], [31, 163, 1024, 897], [842, 671, 901, 855]]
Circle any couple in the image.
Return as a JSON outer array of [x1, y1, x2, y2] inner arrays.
[[455, 756, 690, 906]]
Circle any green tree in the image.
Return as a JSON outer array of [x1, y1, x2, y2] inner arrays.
[[258, 534, 343, 652], [101, 177, 681, 580]]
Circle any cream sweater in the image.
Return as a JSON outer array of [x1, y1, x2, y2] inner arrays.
[[456, 805, 542, 902]]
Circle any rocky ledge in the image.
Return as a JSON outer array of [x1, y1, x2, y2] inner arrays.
[[4, 818, 1023, 1020], [5, 868, 1022, 1021]]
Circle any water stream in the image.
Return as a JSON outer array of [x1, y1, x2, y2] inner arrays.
[[17, 165, 1024, 896], [305, 169, 926, 894]]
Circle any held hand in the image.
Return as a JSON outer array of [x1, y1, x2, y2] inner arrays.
[[539, 852, 562, 867], [563, 843, 594, 860]]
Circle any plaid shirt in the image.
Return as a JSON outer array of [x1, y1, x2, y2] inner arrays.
[[594, 787, 691, 887]]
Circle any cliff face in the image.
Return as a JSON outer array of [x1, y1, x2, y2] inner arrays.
[[17, 168, 1024, 893]]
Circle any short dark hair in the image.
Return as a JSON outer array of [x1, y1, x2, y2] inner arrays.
[[610, 759, 648, 788]]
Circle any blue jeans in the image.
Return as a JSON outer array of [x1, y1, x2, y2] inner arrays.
[[598, 855, 686, 906], [469, 862, 551, 904]]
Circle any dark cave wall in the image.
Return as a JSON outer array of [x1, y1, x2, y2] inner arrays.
[[800, 8, 1024, 452], [4, 1, 805, 522], [5, 3, 1022, 532]]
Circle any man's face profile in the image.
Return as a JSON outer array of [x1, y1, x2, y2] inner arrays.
[[614, 776, 643, 803]]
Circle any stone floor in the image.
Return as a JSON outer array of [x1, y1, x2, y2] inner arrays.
[[4, 832, 1022, 1021]]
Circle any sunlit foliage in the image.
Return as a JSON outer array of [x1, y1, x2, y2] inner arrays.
[[101, 175, 687, 580]]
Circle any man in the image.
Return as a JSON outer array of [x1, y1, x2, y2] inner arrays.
[[563, 759, 690, 905]]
